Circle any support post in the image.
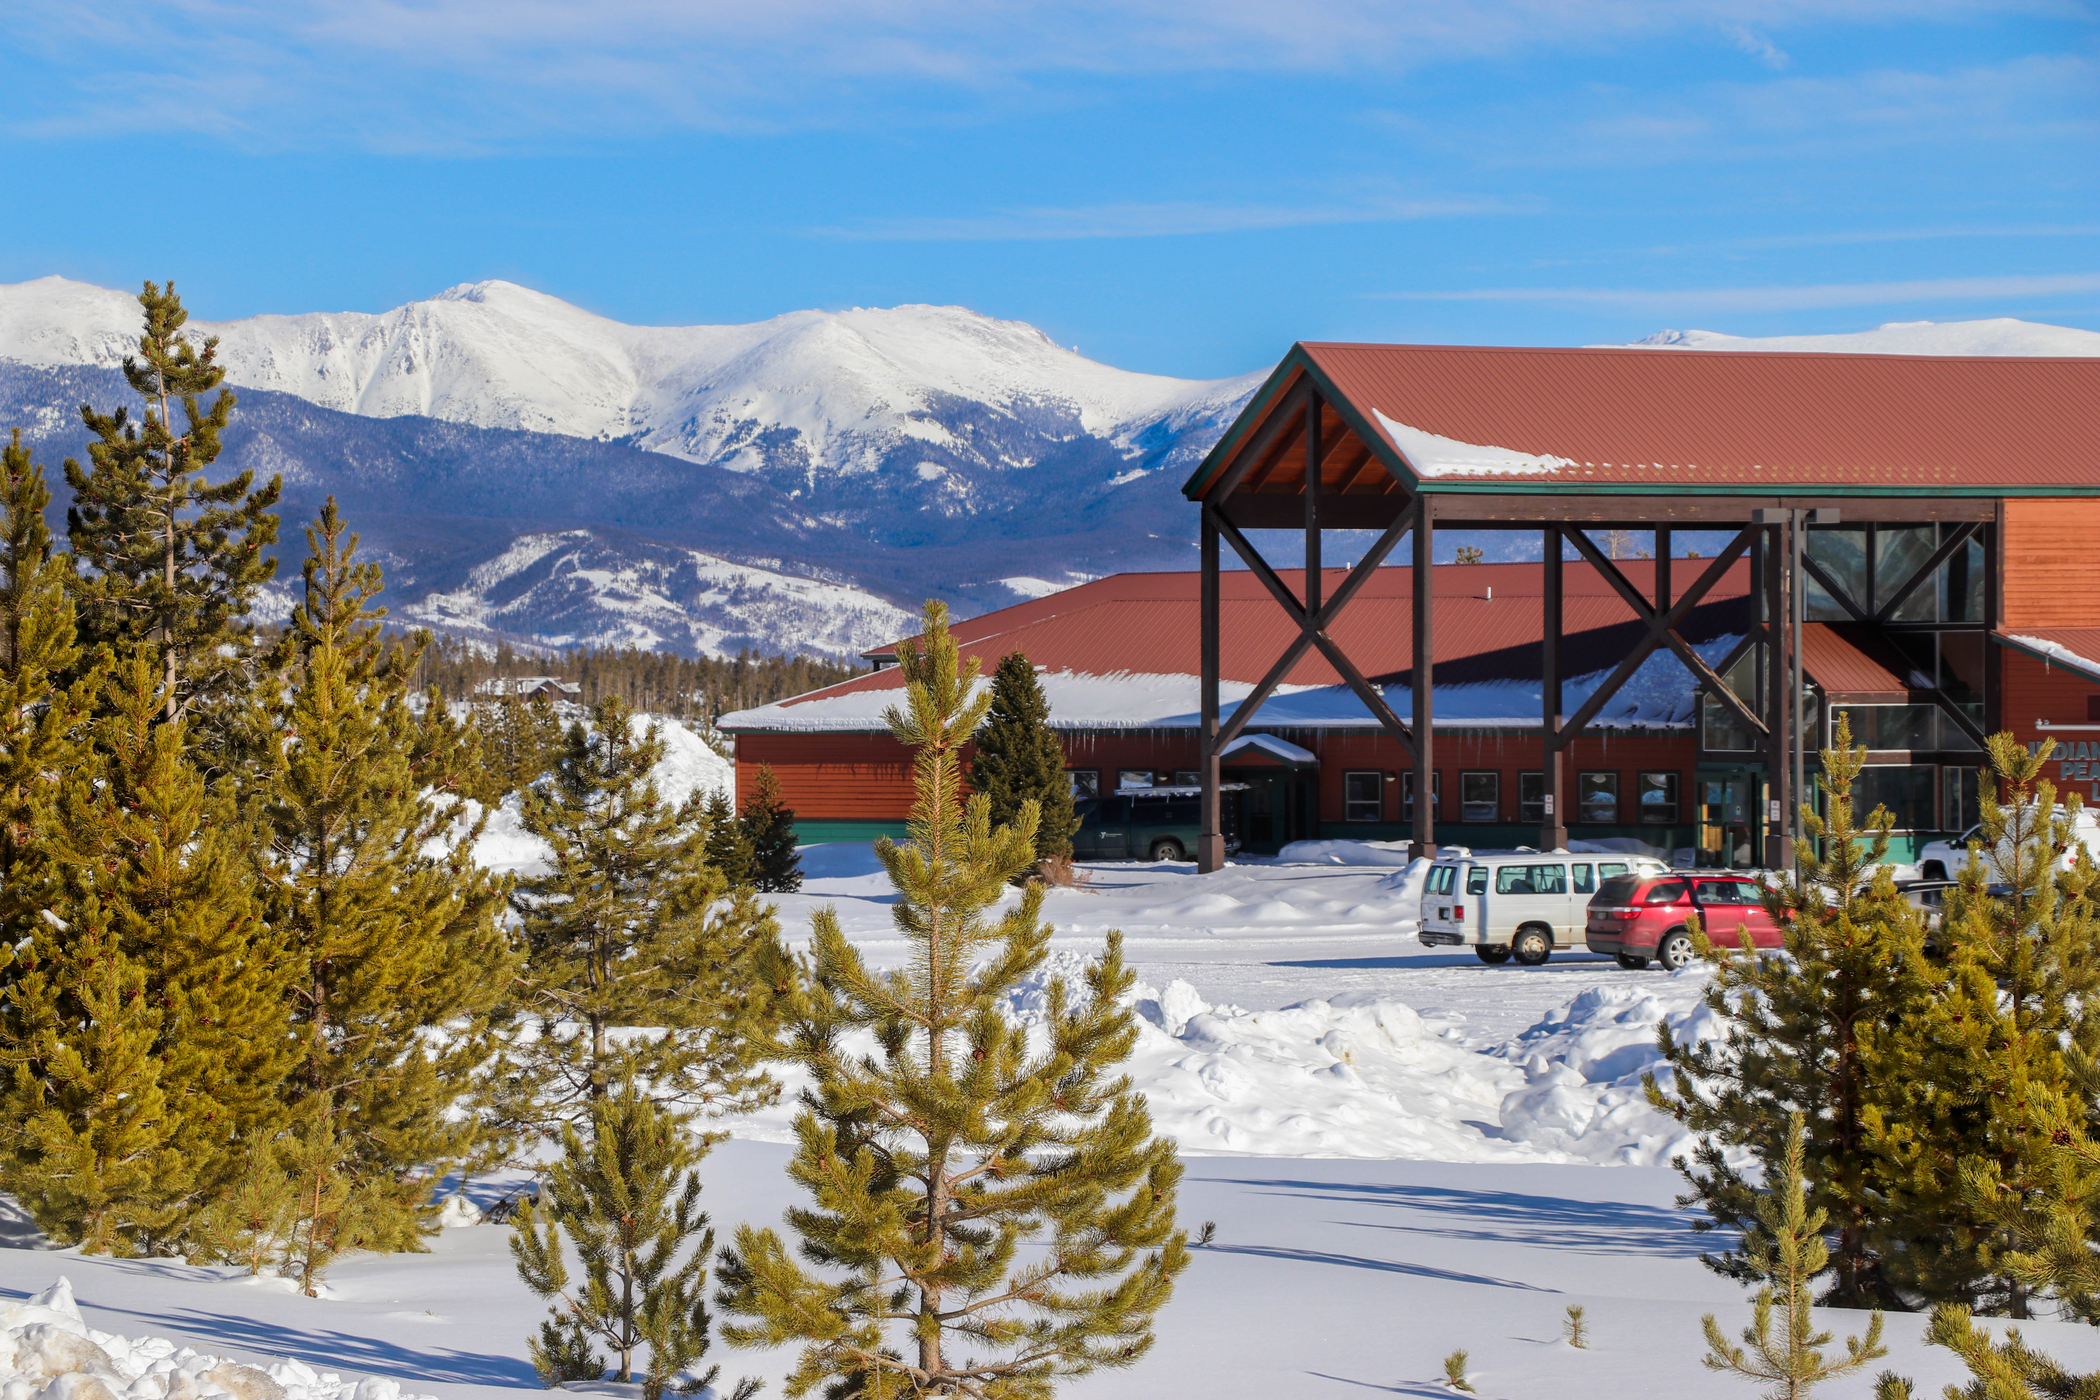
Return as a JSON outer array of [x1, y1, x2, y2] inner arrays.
[[1199, 507, 1224, 873], [1655, 527, 1672, 614], [1791, 510, 1808, 865], [1541, 525, 1566, 851], [1411, 503, 1436, 860], [1304, 392, 1322, 617], [1763, 522, 1790, 869]]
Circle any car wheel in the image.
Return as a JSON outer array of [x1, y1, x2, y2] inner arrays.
[[1511, 926, 1552, 966], [1475, 944, 1513, 965], [1149, 838, 1184, 862], [1655, 929, 1695, 972], [1921, 861, 1947, 881]]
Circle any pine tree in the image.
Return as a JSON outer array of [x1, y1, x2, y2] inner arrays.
[[968, 651, 1078, 868], [1649, 717, 1926, 1306], [511, 1079, 729, 1399], [740, 764, 801, 894], [62, 281, 280, 735], [258, 501, 517, 1240], [473, 691, 567, 801], [1865, 733, 2100, 1315], [703, 789, 755, 887], [276, 1099, 388, 1297], [1699, 1114, 1889, 1399], [0, 429, 96, 950], [196, 1136, 297, 1276], [0, 900, 188, 1254], [493, 697, 782, 1148], [21, 651, 297, 1247], [716, 601, 1187, 1399]]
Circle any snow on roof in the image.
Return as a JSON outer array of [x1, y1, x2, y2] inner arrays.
[[1372, 410, 1575, 479], [719, 636, 1739, 735], [1220, 733, 1318, 763], [2003, 632, 2100, 683]]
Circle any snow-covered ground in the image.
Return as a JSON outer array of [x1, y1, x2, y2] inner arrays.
[[7, 841, 2096, 1399]]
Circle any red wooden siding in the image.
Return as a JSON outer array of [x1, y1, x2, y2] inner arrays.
[[2002, 499, 2100, 629], [2002, 650, 2100, 753]]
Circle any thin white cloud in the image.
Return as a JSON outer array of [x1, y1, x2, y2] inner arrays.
[[0, 0, 2040, 148], [1371, 272, 2100, 312], [815, 195, 1510, 241]]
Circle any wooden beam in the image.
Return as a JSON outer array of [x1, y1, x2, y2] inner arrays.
[[1874, 521, 1978, 623], [1205, 377, 1310, 504], [1217, 495, 1410, 530]]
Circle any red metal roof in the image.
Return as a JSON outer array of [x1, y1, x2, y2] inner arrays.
[[791, 561, 1748, 708], [1187, 345, 2100, 498], [1996, 628, 2100, 683], [1799, 624, 1922, 702]]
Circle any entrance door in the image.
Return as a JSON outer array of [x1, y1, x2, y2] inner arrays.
[[1698, 775, 1762, 869]]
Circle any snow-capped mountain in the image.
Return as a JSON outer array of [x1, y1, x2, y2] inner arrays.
[[0, 277, 1259, 497], [1, 274, 2093, 660]]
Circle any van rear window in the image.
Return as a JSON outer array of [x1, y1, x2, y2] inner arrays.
[[1427, 866, 1458, 895]]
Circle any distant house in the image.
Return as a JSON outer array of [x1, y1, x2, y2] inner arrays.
[[473, 676, 582, 704]]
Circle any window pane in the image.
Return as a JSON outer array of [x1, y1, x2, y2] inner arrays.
[[1577, 771, 1619, 824], [1806, 527, 1867, 619], [1461, 771, 1499, 822], [1876, 526, 1939, 622], [1518, 771, 1545, 823], [1068, 769, 1100, 799], [1343, 771, 1382, 822], [1851, 765, 1936, 831], [1638, 771, 1679, 824], [1401, 770, 1440, 818], [1173, 770, 1200, 787], [1531, 864, 1566, 894], [1942, 537, 1986, 622], [1465, 866, 1487, 894], [1572, 863, 1595, 893], [1118, 769, 1155, 791]]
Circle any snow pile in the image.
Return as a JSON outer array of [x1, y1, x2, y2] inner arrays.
[[463, 713, 734, 879], [1273, 838, 1414, 867], [0, 1277, 438, 1400], [1492, 972, 1725, 1166]]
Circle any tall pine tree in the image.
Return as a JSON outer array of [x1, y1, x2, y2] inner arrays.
[[1864, 732, 2100, 1316], [63, 281, 279, 738], [717, 601, 1187, 1398], [258, 500, 517, 1243], [491, 698, 782, 1148], [1649, 717, 1925, 1307], [968, 651, 1078, 867]]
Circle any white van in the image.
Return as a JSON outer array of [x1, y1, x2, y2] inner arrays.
[[1419, 848, 1673, 965]]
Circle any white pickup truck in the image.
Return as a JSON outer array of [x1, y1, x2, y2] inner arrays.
[[1915, 806, 2100, 881]]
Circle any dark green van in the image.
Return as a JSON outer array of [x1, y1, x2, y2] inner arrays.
[[1072, 787, 1242, 862]]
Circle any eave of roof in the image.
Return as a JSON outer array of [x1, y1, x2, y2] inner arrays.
[[1995, 629, 2100, 684]]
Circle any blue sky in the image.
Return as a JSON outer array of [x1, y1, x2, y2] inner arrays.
[[0, 1, 2093, 377]]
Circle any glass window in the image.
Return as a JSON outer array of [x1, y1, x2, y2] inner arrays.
[[1941, 534, 1986, 623], [1460, 771, 1499, 823], [1598, 862, 1631, 880], [1943, 766, 1977, 832], [1852, 765, 1936, 832], [1572, 863, 1595, 894], [1427, 865, 1457, 895], [1577, 771, 1619, 824], [1343, 771, 1382, 823], [1465, 865, 1488, 895], [1173, 770, 1200, 787], [1694, 878, 1745, 904], [1646, 879, 1688, 904], [1117, 769, 1156, 791], [1806, 527, 1868, 620], [1402, 770, 1441, 819], [1638, 771, 1680, 824], [1702, 646, 1762, 752], [1068, 769, 1100, 799], [1876, 526, 1940, 622], [1496, 863, 1566, 895], [1518, 771, 1546, 823]]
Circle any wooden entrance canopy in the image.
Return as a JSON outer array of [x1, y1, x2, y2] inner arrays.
[[1182, 342, 2100, 872]]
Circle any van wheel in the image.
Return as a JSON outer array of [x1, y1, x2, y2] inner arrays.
[[1921, 861, 1947, 881], [1149, 838, 1184, 862], [1475, 944, 1513, 965], [1655, 929, 1695, 972], [1616, 952, 1650, 970], [1511, 927, 1552, 967]]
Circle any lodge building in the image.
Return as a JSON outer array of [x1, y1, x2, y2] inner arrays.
[[719, 342, 2100, 869]]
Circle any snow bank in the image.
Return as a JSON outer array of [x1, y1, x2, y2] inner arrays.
[[1273, 838, 1414, 867], [0, 1277, 438, 1400], [1492, 972, 1726, 1166]]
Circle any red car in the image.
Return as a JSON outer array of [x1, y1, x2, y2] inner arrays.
[[1583, 874, 1781, 971]]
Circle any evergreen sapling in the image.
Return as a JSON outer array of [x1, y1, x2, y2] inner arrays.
[[702, 789, 755, 888], [967, 651, 1078, 870], [740, 764, 802, 893], [716, 600, 1187, 1399]]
